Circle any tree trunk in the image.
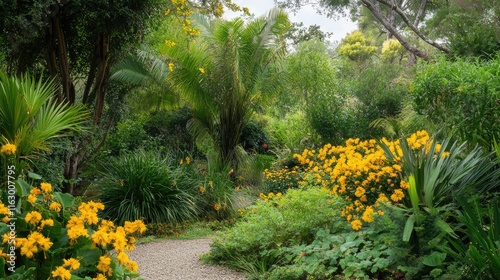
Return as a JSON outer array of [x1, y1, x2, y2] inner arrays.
[[93, 34, 111, 124], [49, 13, 75, 104]]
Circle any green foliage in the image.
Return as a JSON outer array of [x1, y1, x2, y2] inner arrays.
[[144, 107, 196, 154], [441, 196, 500, 280], [285, 22, 332, 45], [263, 224, 396, 280], [166, 9, 290, 170], [262, 163, 302, 194], [95, 151, 199, 225], [207, 187, 346, 275], [411, 57, 500, 148], [238, 153, 275, 187], [105, 117, 149, 156], [338, 31, 378, 61], [240, 121, 270, 153], [266, 111, 315, 154], [0, 73, 87, 158]]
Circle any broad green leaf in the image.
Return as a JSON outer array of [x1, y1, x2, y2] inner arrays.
[[422, 251, 447, 267], [403, 215, 416, 242], [76, 246, 101, 266], [27, 172, 42, 180], [15, 179, 31, 197], [435, 218, 458, 239], [408, 175, 419, 213], [53, 192, 75, 209]]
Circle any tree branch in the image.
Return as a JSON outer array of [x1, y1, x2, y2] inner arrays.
[[377, 0, 450, 53], [362, 0, 431, 60]]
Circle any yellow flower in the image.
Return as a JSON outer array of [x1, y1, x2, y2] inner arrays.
[[390, 189, 405, 202], [0, 202, 9, 216], [165, 40, 176, 47], [40, 219, 54, 229], [27, 194, 37, 204], [185, 157, 191, 164], [126, 260, 139, 273], [40, 182, 52, 193], [180, 159, 183, 165], [351, 219, 362, 231], [63, 258, 81, 270], [198, 68, 205, 74], [30, 188, 41, 196], [1, 143, 17, 155], [50, 201, 62, 212], [354, 187, 365, 198], [93, 274, 108, 280], [213, 203, 221, 211], [361, 206, 374, 223], [51, 266, 72, 280], [168, 62, 175, 72], [124, 220, 147, 234], [97, 255, 112, 275], [117, 251, 129, 265], [25, 211, 42, 225], [92, 230, 110, 247], [199, 186, 205, 194]]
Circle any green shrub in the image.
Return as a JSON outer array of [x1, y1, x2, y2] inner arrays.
[[105, 117, 149, 156], [95, 151, 199, 225], [207, 187, 347, 274], [240, 121, 270, 153], [143, 106, 196, 155], [412, 57, 500, 149]]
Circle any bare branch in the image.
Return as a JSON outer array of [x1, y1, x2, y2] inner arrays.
[[377, 0, 450, 53], [362, 0, 431, 60]]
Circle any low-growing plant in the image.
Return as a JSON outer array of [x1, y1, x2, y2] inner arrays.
[[94, 151, 199, 225], [206, 187, 347, 275]]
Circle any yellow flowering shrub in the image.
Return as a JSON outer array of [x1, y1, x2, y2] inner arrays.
[[0, 180, 146, 279], [269, 130, 441, 230]]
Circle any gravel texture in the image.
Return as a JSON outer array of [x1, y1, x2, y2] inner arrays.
[[129, 238, 247, 280]]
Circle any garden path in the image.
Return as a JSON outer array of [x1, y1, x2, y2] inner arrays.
[[129, 238, 247, 280]]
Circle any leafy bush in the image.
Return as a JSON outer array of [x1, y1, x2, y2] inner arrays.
[[206, 187, 347, 274], [0, 178, 144, 279], [240, 122, 270, 153], [263, 165, 302, 194], [266, 111, 316, 154], [411, 57, 500, 149], [143, 107, 196, 155], [441, 196, 500, 280], [105, 117, 149, 156], [95, 151, 199, 225]]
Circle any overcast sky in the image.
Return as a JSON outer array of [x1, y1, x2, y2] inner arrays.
[[224, 0, 358, 43]]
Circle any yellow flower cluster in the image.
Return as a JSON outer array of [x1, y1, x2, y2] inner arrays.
[[263, 165, 302, 193], [1, 143, 16, 155], [289, 131, 437, 230], [165, 40, 176, 47], [258, 192, 283, 202], [51, 258, 80, 280]]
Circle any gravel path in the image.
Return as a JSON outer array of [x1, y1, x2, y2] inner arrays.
[[129, 238, 247, 280]]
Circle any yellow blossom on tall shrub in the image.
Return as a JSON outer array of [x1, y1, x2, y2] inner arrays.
[[284, 130, 440, 230]]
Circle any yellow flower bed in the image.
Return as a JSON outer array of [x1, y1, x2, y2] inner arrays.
[[263, 130, 440, 231], [0, 180, 146, 279]]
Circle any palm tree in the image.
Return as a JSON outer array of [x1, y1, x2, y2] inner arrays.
[[110, 47, 180, 113], [166, 8, 290, 171], [0, 73, 87, 160]]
